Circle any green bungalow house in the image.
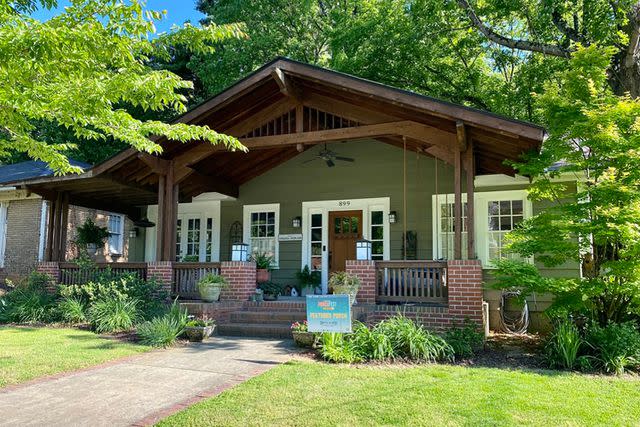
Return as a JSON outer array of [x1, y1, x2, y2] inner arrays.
[[5, 58, 577, 335]]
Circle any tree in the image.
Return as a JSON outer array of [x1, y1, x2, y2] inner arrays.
[[0, 0, 246, 173], [493, 46, 640, 325], [456, 0, 640, 97]]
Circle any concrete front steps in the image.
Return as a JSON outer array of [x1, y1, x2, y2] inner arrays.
[[217, 300, 307, 339]]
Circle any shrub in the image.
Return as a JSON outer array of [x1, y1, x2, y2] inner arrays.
[[351, 323, 395, 361], [377, 315, 454, 362], [444, 319, 484, 360], [137, 315, 185, 347], [258, 281, 282, 296], [585, 322, 640, 375], [89, 295, 141, 333], [319, 332, 363, 363], [60, 272, 166, 320], [0, 272, 57, 323], [57, 296, 87, 324], [166, 298, 189, 329], [545, 317, 583, 370]]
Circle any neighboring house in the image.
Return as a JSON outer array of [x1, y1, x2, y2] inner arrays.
[[0, 160, 145, 282], [4, 58, 579, 330]]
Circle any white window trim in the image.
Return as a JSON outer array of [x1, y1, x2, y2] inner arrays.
[[0, 202, 7, 268], [432, 190, 532, 268], [145, 201, 222, 262], [243, 203, 280, 268], [108, 214, 125, 255], [301, 197, 391, 293]]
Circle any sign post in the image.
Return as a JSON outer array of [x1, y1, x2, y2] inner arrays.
[[306, 294, 352, 333]]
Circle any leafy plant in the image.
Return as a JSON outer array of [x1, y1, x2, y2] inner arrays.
[[89, 295, 141, 333], [75, 218, 110, 247], [197, 273, 228, 291], [290, 320, 308, 332], [0, 272, 57, 323], [295, 265, 321, 292], [137, 315, 185, 348], [376, 315, 453, 362], [185, 319, 214, 328], [351, 322, 395, 361], [251, 252, 274, 270], [180, 255, 200, 262], [258, 281, 282, 297], [545, 317, 583, 370], [585, 322, 640, 375], [444, 319, 484, 359], [57, 296, 87, 324], [166, 298, 189, 330], [319, 332, 363, 363]]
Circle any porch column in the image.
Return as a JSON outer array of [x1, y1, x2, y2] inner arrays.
[[155, 161, 178, 262], [46, 192, 69, 262], [454, 123, 464, 260], [465, 140, 475, 259]]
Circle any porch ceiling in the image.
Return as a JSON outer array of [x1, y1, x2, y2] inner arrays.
[[6, 57, 544, 216]]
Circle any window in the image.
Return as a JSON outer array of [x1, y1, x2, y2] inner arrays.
[[205, 218, 214, 262], [175, 218, 182, 260], [309, 213, 323, 271], [186, 218, 201, 258], [487, 199, 524, 261], [243, 204, 279, 266], [370, 210, 385, 260], [433, 196, 468, 260], [107, 214, 124, 255]]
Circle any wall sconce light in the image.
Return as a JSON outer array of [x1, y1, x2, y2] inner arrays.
[[128, 228, 138, 238], [389, 211, 398, 224], [231, 243, 249, 262], [356, 239, 372, 261], [292, 216, 302, 228]]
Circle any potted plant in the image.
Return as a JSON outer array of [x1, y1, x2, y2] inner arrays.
[[291, 320, 316, 347], [329, 271, 361, 305], [184, 319, 215, 342], [258, 281, 282, 301], [75, 219, 110, 254], [251, 252, 274, 283], [296, 265, 321, 296], [197, 273, 228, 302]]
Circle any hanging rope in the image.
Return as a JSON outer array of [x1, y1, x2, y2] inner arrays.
[[499, 290, 530, 334], [403, 136, 407, 260], [435, 157, 440, 259]]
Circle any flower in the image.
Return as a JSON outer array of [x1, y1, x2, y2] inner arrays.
[[290, 320, 308, 332]]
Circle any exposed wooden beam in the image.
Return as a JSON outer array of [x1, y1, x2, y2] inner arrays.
[[185, 171, 239, 198], [456, 121, 468, 152], [137, 153, 169, 175], [271, 67, 301, 100], [224, 98, 295, 137]]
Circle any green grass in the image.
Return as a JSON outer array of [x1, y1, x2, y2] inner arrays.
[[0, 326, 149, 388], [159, 360, 640, 426]]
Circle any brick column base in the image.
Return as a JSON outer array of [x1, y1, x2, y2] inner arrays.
[[147, 261, 174, 297], [447, 260, 483, 326], [220, 261, 256, 301], [345, 260, 376, 304], [36, 262, 61, 294]]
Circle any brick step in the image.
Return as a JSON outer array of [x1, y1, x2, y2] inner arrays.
[[217, 322, 293, 339], [242, 301, 307, 312], [230, 310, 306, 324]]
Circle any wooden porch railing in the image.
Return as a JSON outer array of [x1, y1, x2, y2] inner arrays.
[[58, 262, 148, 286], [173, 262, 221, 299], [375, 261, 448, 304]]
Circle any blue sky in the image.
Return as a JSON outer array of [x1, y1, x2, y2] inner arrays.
[[31, 1, 205, 33]]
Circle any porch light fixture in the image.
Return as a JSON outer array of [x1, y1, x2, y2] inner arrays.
[[231, 243, 249, 262], [389, 211, 398, 224], [292, 216, 302, 228], [128, 228, 138, 238], [356, 239, 372, 261]]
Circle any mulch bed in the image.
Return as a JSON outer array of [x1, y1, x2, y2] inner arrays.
[[460, 332, 546, 370]]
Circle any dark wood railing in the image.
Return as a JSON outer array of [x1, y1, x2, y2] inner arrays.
[[58, 262, 148, 286], [173, 262, 222, 299], [375, 261, 447, 304]]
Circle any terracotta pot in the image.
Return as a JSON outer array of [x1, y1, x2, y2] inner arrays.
[[256, 269, 271, 283], [292, 331, 316, 348]]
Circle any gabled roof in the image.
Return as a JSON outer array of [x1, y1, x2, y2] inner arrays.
[[0, 159, 90, 186], [4, 57, 545, 215]]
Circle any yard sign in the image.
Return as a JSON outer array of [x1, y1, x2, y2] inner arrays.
[[306, 294, 352, 333]]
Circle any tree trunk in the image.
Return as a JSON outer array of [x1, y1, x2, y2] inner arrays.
[[610, 4, 640, 97]]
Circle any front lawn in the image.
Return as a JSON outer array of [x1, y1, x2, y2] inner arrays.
[[0, 326, 149, 388], [159, 360, 640, 426]]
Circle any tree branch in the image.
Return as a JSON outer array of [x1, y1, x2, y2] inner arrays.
[[551, 9, 588, 44], [456, 0, 572, 58]]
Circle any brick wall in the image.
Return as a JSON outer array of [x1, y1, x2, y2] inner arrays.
[[35, 262, 60, 293], [345, 260, 376, 304], [147, 261, 174, 296], [220, 262, 256, 301], [446, 260, 484, 325], [3, 199, 45, 281]]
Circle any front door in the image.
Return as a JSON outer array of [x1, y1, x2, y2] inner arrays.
[[329, 210, 363, 274]]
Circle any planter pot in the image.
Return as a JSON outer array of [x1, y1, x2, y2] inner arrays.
[[256, 269, 271, 283], [86, 243, 99, 255], [292, 331, 316, 348], [198, 284, 223, 302], [263, 293, 278, 301], [333, 286, 359, 305], [184, 325, 215, 342]]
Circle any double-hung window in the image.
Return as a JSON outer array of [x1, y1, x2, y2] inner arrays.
[[107, 214, 124, 255], [485, 198, 526, 263], [243, 204, 279, 267], [433, 195, 468, 260]]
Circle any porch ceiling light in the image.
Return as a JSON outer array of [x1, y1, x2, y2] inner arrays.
[[389, 211, 397, 224], [231, 243, 249, 262], [292, 216, 302, 228], [356, 239, 372, 261]]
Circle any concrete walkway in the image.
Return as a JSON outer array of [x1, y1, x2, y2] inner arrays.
[[0, 337, 294, 427]]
